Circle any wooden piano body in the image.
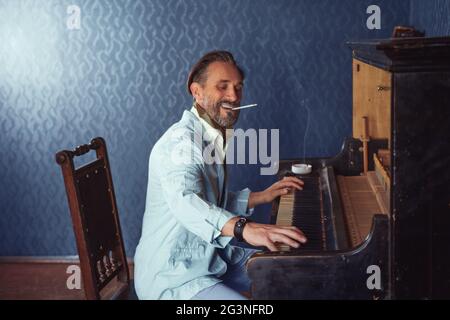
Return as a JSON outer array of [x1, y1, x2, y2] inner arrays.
[[247, 36, 450, 299]]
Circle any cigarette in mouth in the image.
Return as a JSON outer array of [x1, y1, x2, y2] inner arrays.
[[222, 103, 258, 110]]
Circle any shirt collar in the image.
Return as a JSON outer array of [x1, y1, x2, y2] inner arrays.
[[190, 106, 234, 150]]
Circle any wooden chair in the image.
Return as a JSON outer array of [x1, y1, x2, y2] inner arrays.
[[56, 137, 136, 300]]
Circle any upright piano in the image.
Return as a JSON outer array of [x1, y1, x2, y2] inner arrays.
[[247, 36, 450, 299]]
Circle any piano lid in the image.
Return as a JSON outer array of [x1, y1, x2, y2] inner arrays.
[[347, 36, 450, 72]]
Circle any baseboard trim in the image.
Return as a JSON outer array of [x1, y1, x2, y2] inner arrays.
[[0, 256, 134, 265]]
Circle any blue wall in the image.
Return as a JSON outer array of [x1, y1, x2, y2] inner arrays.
[[0, 0, 411, 256], [410, 0, 450, 36]]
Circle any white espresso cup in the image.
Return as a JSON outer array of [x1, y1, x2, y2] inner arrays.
[[291, 164, 312, 175]]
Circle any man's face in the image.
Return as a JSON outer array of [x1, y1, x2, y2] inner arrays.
[[193, 61, 243, 128]]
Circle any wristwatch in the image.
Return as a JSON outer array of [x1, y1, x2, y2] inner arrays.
[[234, 217, 251, 242]]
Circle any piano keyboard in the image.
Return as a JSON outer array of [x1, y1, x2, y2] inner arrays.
[[275, 175, 326, 251]]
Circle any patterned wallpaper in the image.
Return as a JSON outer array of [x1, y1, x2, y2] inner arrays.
[[410, 0, 450, 36], [0, 0, 409, 255]]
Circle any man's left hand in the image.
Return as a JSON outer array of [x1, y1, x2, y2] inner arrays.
[[248, 176, 304, 209]]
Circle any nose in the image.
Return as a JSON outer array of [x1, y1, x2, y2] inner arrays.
[[225, 86, 240, 103]]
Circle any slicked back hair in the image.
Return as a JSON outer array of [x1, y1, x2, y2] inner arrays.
[[187, 50, 245, 95]]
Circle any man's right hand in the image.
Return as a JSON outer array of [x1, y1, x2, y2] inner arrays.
[[222, 217, 307, 251], [242, 222, 307, 251]]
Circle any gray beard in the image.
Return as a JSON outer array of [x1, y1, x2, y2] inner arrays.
[[210, 101, 239, 128]]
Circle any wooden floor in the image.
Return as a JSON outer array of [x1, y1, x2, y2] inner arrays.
[[0, 256, 134, 300]]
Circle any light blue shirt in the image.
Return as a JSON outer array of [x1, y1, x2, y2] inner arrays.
[[134, 108, 253, 300]]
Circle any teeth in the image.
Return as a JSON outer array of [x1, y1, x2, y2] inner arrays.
[[221, 103, 234, 109]]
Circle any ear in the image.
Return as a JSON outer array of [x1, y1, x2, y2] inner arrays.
[[190, 82, 203, 103]]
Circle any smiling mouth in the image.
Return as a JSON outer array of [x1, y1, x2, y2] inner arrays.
[[221, 102, 237, 110]]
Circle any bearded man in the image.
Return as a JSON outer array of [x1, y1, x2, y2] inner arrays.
[[134, 51, 306, 300]]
